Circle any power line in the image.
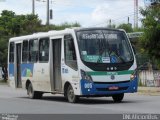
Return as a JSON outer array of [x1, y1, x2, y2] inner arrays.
[[31, 0, 142, 26], [112, 13, 135, 22], [32, 0, 53, 25], [90, 12, 135, 27]]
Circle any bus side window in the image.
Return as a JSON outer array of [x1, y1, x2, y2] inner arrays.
[[39, 37, 49, 62], [29, 39, 38, 62], [9, 42, 14, 63], [64, 35, 77, 70], [22, 40, 29, 63]]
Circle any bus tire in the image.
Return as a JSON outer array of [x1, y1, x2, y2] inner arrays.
[[66, 84, 79, 103], [27, 83, 43, 99], [112, 93, 124, 103]]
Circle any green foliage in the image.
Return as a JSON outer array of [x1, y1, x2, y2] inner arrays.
[[0, 10, 81, 66], [140, 5, 160, 68], [0, 36, 8, 66], [138, 79, 143, 86], [39, 22, 81, 32], [106, 24, 116, 29], [0, 10, 42, 36], [133, 27, 144, 32], [117, 23, 133, 33]]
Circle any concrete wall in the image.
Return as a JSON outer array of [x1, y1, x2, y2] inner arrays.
[[139, 70, 160, 87], [0, 67, 3, 80]]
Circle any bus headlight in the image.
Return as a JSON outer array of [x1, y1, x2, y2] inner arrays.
[[80, 69, 93, 82], [130, 70, 137, 81]]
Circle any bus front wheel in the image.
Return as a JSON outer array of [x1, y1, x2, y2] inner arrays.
[[27, 83, 43, 99], [66, 84, 79, 103], [112, 93, 124, 103]]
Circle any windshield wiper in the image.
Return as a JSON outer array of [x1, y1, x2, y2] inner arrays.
[[118, 56, 126, 63], [97, 31, 110, 63], [97, 40, 107, 63]]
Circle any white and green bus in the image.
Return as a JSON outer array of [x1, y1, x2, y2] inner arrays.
[[8, 27, 138, 103]]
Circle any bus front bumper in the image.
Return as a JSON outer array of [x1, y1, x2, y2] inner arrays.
[[80, 77, 138, 96]]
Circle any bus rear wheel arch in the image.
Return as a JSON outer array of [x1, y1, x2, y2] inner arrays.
[[26, 80, 31, 90], [27, 82, 43, 99]]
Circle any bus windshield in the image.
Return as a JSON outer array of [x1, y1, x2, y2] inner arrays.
[[76, 30, 133, 64]]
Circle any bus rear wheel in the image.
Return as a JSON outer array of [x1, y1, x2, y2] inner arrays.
[[66, 85, 79, 103], [27, 83, 43, 99], [112, 93, 124, 103]]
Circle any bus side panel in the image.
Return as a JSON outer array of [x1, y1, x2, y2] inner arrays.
[[8, 63, 15, 88], [61, 65, 81, 95], [21, 63, 34, 89], [20, 62, 51, 92], [34, 63, 51, 92], [61, 34, 81, 95]]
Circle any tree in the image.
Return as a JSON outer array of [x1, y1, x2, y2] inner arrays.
[[48, 22, 81, 30], [106, 24, 116, 29], [0, 10, 15, 36], [0, 10, 81, 71], [117, 23, 133, 33], [140, 4, 160, 67]]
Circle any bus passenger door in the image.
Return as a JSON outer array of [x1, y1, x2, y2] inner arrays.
[[51, 39, 62, 91], [15, 43, 22, 88]]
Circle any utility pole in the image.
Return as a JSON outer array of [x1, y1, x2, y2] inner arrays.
[[128, 17, 132, 27], [50, 9, 53, 19], [32, 0, 35, 15], [109, 19, 111, 28], [46, 0, 49, 25], [33, 0, 52, 25], [134, 0, 138, 29]]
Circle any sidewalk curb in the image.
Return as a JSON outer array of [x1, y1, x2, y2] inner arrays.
[[138, 87, 160, 96], [0, 83, 8, 85]]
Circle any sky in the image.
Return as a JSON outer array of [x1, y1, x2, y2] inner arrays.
[[0, 0, 147, 27]]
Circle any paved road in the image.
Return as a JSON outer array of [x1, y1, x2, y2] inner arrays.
[[0, 84, 160, 114]]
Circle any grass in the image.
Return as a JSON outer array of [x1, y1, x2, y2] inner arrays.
[[0, 79, 7, 84], [138, 79, 146, 87]]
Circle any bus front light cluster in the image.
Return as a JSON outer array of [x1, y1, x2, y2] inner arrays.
[[80, 69, 93, 82], [130, 70, 137, 81]]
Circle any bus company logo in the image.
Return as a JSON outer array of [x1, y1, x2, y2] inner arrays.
[[111, 75, 115, 80]]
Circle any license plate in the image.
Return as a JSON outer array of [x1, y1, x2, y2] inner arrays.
[[109, 86, 119, 90]]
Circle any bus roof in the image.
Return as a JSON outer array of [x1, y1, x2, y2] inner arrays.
[[9, 27, 125, 42], [9, 28, 75, 42]]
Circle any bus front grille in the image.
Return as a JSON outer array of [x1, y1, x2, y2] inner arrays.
[[94, 80, 130, 84], [96, 87, 128, 91]]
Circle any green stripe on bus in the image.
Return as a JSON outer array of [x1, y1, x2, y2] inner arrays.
[[86, 70, 134, 76]]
